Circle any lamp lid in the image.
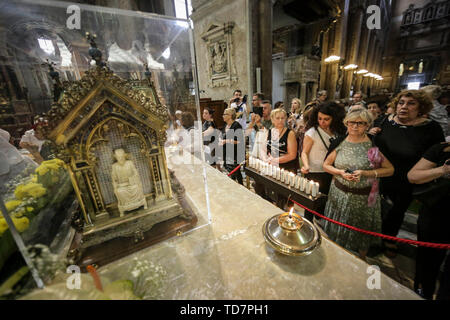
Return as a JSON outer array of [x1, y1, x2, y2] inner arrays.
[[262, 212, 321, 256]]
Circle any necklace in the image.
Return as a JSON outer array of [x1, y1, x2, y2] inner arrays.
[[394, 115, 424, 126], [318, 126, 333, 137], [273, 127, 286, 138], [346, 134, 368, 143]]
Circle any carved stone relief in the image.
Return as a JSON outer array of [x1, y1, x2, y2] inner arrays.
[[201, 22, 237, 88]]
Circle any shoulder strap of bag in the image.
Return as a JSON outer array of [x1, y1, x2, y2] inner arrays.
[[316, 126, 330, 151], [325, 134, 347, 160]]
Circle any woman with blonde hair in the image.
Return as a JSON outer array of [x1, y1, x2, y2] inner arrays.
[[322, 109, 394, 260], [259, 108, 298, 208], [288, 98, 307, 170], [264, 108, 298, 172]]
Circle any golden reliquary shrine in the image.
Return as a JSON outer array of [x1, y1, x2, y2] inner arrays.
[[40, 63, 197, 269]]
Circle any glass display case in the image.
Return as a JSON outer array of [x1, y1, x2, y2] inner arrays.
[[0, 0, 210, 299]]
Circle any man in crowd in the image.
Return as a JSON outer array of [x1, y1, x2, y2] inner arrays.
[[251, 92, 264, 115], [305, 90, 327, 113], [229, 89, 249, 130], [352, 91, 367, 108], [260, 100, 273, 130], [245, 93, 265, 149], [247, 101, 273, 201], [246, 100, 273, 137]]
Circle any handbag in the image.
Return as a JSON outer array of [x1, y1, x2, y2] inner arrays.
[[412, 178, 450, 208]]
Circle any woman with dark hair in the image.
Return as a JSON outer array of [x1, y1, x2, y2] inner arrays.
[[202, 108, 217, 166], [220, 108, 244, 185], [301, 102, 346, 198], [274, 101, 284, 109], [371, 89, 445, 257]]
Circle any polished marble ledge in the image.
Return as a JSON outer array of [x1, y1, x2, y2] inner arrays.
[[98, 148, 421, 300]]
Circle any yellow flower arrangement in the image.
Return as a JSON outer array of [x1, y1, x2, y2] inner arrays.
[[35, 159, 65, 177], [14, 182, 47, 200], [13, 216, 29, 233], [0, 216, 30, 236], [35, 165, 49, 176], [5, 200, 22, 212], [0, 218, 7, 236]]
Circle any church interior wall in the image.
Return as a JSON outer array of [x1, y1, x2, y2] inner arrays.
[[191, 0, 250, 101]]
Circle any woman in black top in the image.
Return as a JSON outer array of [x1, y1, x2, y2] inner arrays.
[[263, 108, 298, 210], [266, 108, 298, 172], [408, 142, 450, 300], [370, 90, 445, 256], [202, 108, 217, 166], [220, 108, 244, 185]]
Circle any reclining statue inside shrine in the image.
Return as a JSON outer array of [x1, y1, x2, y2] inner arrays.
[[111, 148, 147, 217]]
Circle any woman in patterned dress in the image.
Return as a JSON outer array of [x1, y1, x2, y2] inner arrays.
[[322, 109, 394, 260]]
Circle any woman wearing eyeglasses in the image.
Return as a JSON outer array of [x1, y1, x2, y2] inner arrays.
[[220, 108, 244, 185], [370, 90, 445, 257], [322, 109, 394, 261]]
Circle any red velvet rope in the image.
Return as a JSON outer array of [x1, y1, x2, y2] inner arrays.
[[290, 199, 450, 250], [227, 163, 243, 176]]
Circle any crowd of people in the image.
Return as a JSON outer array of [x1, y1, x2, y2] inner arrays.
[[1, 82, 448, 299], [169, 86, 449, 300]]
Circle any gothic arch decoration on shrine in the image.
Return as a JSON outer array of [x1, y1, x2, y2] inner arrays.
[[201, 22, 238, 88], [42, 65, 172, 225]]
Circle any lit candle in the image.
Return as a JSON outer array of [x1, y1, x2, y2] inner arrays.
[[311, 182, 318, 197], [295, 175, 301, 189], [300, 177, 306, 192], [284, 171, 289, 184], [288, 207, 294, 220], [289, 173, 295, 187], [280, 169, 285, 182], [276, 168, 281, 180], [306, 180, 314, 195]]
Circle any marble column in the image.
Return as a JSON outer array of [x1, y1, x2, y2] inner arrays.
[[256, 0, 272, 100], [357, 27, 370, 73], [311, 82, 318, 102], [319, 23, 330, 93], [354, 74, 362, 93], [341, 9, 363, 99], [323, 22, 340, 99], [300, 82, 307, 106]]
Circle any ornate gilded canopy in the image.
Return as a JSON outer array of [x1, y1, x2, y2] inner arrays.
[[43, 65, 169, 148], [42, 64, 173, 227]]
